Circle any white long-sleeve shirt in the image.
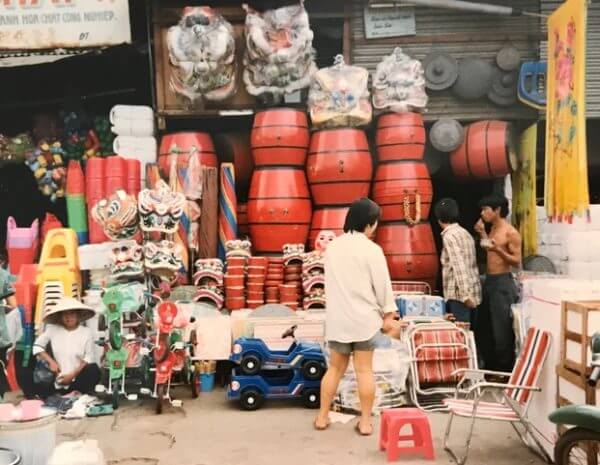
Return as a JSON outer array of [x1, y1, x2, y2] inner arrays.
[[33, 324, 94, 377], [324, 232, 397, 343]]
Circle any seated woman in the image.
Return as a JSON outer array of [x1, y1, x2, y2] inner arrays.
[[0, 268, 19, 400], [33, 297, 101, 399]]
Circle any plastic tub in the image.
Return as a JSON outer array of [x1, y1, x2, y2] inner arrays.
[[0, 412, 57, 465]]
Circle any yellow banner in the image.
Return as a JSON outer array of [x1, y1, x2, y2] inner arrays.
[[545, 0, 589, 221]]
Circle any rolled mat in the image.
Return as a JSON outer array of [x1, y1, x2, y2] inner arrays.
[[199, 166, 219, 259], [218, 163, 238, 261]]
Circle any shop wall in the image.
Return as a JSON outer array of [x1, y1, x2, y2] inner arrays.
[[540, 0, 600, 119], [350, 0, 541, 121]]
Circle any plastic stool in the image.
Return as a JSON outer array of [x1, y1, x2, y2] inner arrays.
[[379, 408, 435, 462]]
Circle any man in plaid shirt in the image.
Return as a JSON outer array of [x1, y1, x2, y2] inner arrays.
[[434, 199, 482, 326]]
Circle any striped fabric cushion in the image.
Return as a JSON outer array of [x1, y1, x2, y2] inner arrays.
[[444, 398, 519, 421], [414, 329, 470, 384], [506, 327, 551, 405]]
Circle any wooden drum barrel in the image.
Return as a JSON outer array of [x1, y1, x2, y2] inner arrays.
[[309, 206, 349, 249], [376, 113, 426, 162], [247, 167, 312, 253], [158, 132, 218, 178], [251, 109, 310, 167], [307, 129, 373, 206], [449, 120, 517, 179], [372, 161, 433, 222], [375, 221, 439, 289]]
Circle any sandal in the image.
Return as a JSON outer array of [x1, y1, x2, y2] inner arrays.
[[313, 418, 330, 431], [355, 422, 373, 436]]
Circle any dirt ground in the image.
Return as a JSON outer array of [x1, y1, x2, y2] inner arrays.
[[49, 389, 547, 465]]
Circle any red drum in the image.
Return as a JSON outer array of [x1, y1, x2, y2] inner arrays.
[[309, 206, 348, 249], [247, 167, 312, 253], [376, 113, 426, 162], [372, 161, 433, 223], [450, 121, 517, 179], [158, 132, 218, 178], [307, 129, 373, 206], [251, 109, 309, 167], [375, 221, 439, 290]]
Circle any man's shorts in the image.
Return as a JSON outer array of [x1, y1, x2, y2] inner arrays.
[[327, 334, 378, 355]]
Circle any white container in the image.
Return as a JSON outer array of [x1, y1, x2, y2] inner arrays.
[[109, 105, 154, 123], [78, 243, 111, 271], [113, 136, 157, 155], [0, 414, 58, 465]]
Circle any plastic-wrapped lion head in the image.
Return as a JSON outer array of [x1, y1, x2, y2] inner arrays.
[[373, 47, 428, 113], [193, 258, 224, 286], [92, 190, 139, 240], [167, 6, 236, 102], [138, 180, 185, 234]]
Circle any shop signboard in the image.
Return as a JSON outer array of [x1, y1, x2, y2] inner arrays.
[[0, 0, 131, 50], [363, 6, 416, 39]]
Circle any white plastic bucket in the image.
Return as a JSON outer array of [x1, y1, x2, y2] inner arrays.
[[0, 414, 57, 465], [113, 136, 157, 155], [109, 105, 153, 123]]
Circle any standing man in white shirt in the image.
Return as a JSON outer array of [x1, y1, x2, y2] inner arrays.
[[314, 198, 398, 436], [434, 198, 482, 327]]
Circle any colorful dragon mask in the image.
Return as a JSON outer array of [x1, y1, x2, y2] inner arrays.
[[314, 230, 336, 253], [302, 251, 325, 274], [225, 239, 252, 259], [303, 289, 326, 310], [194, 285, 224, 310], [143, 240, 184, 275], [193, 258, 224, 286], [373, 47, 428, 114], [167, 6, 237, 102], [109, 240, 144, 281], [138, 180, 186, 234], [92, 190, 139, 240], [282, 243, 305, 266]]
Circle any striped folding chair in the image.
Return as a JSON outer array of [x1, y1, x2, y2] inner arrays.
[[407, 320, 478, 411], [443, 327, 552, 465]]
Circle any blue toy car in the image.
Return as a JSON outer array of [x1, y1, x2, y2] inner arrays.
[[230, 325, 326, 380], [228, 368, 321, 411]]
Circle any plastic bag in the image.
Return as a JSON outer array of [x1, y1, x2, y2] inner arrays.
[[243, 1, 316, 100], [308, 55, 372, 128], [167, 7, 237, 102], [372, 47, 428, 113], [48, 440, 105, 465]]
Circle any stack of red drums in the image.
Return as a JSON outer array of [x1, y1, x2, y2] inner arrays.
[[248, 109, 312, 253], [246, 256, 268, 309], [224, 256, 247, 310], [265, 257, 285, 304], [306, 128, 373, 249], [373, 113, 438, 289]]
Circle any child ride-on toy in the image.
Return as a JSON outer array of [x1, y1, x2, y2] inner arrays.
[[230, 325, 326, 380], [228, 368, 321, 411]]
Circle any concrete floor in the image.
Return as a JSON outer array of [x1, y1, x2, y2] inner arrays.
[[51, 388, 547, 465]]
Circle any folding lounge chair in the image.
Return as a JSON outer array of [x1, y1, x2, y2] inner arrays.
[[407, 320, 478, 412], [443, 326, 552, 465]]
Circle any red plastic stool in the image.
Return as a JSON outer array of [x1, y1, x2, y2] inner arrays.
[[379, 408, 435, 462]]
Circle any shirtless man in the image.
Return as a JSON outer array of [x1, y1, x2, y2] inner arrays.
[[474, 195, 521, 372]]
